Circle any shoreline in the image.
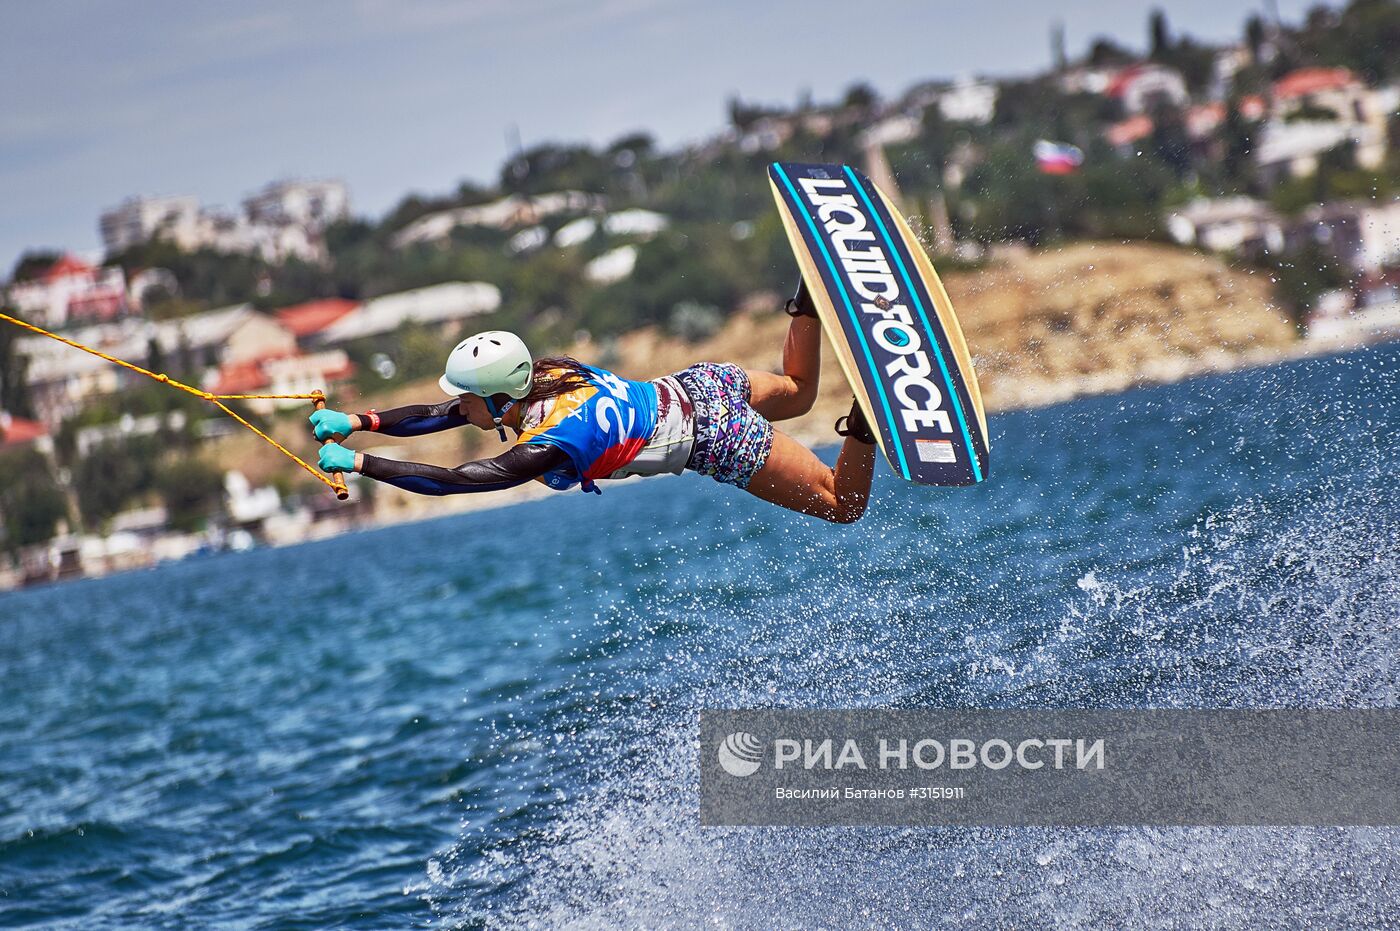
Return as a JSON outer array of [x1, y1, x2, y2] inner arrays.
[[8, 234, 1396, 590], [1, 332, 1389, 594]]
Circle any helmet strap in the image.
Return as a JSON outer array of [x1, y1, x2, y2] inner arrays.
[[483, 396, 516, 442]]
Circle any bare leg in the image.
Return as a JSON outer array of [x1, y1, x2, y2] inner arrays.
[[747, 314, 821, 423], [745, 430, 875, 524]]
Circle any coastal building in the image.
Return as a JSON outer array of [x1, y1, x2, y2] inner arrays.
[[16, 306, 300, 425], [195, 210, 324, 264], [311, 282, 502, 346], [585, 245, 638, 284], [6, 254, 129, 329], [242, 179, 349, 232], [1056, 65, 1118, 96], [17, 319, 142, 425], [274, 298, 361, 344], [0, 412, 50, 453], [861, 114, 921, 148], [1165, 198, 1284, 257], [99, 180, 346, 264], [211, 348, 354, 413], [160, 304, 296, 368], [936, 78, 999, 124], [602, 209, 669, 238], [554, 217, 598, 248], [390, 191, 604, 248], [507, 226, 549, 254], [1293, 201, 1400, 272], [99, 196, 202, 254], [1105, 64, 1189, 115], [1307, 275, 1400, 345], [1252, 119, 1386, 181], [1271, 67, 1367, 121], [1105, 97, 1268, 155]]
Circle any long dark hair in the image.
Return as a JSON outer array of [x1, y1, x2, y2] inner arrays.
[[521, 356, 594, 402]]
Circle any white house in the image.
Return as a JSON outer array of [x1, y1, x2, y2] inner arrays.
[[100, 195, 203, 254], [391, 191, 605, 248], [1296, 201, 1400, 272], [242, 179, 349, 231], [1106, 64, 1189, 115], [16, 318, 142, 424], [1253, 120, 1386, 180], [585, 245, 638, 284], [6, 255, 128, 329], [99, 181, 345, 264], [156, 304, 296, 366], [861, 114, 921, 148], [1307, 283, 1400, 344], [313, 282, 502, 345], [602, 209, 669, 238], [937, 79, 999, 124], [554, 217, 599, 248], [1165, 198, 1285, 255], [197, 211, 323, 264]]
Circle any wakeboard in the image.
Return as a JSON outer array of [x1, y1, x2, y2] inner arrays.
[[768, 162, 990, 486]]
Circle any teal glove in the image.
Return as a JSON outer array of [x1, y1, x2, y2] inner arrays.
[[318, 442, 357, 474], [310, 408, 354, 441]]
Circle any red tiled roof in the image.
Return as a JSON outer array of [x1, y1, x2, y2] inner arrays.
[[274, 298, 359, 338], [1106, 114, 1153, 147], [1273, 67, 1358, 100], [1106, 96, 1268, 147], [212, 360, 272, 395], [0, 414, 48, 447], [1105, 65, 1146, 99], [41, 254, 95, 283]]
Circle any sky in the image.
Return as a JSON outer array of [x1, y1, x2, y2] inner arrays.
[[0, 0, 1328, 274]]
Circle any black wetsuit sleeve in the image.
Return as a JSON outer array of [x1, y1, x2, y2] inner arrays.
[[358, 443, 571, 496], [359, 399, 470, 437]]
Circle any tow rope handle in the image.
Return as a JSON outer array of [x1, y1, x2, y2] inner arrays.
[[312, 392, 350, 501]]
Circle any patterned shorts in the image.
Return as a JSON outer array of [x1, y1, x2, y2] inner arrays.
[[673, 362, 775, 490]]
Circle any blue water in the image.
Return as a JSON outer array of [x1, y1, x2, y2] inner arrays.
[[1, 343, 1397, 929]]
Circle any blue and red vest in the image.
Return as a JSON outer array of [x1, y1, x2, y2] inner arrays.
[[516, 365, 659, 492]]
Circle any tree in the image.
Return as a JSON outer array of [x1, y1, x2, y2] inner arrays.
[[727, 95, 769, 133], [156, 459, 224, 533], [72, 438, 159, 528], [0, 313, 34, 418], [1150, 9, 1172, 60], [1260, 240, 1349, 331], [1220, 96, 1257, 190], [1088, 37, 1136, 69], [1245, 14, 1267, 62], [1149, 101, 1193, 178], [919, 104, 952, 178], [9, 251, 61, 283], [0, 447, 68, 549], [842, 82, 879, 112]]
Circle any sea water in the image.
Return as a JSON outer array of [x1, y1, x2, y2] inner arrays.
[[1, 342, 1397, 929]]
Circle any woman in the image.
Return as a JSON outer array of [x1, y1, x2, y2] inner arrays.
[[311, 286, 876, 523]]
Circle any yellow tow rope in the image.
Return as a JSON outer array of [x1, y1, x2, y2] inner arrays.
[[0, 311, 348, 500]]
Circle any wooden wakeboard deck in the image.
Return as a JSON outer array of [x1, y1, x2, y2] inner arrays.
[[768, 162, 990, 486]]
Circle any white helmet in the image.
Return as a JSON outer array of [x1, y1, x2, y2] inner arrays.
[[439, 331, 533, 399]]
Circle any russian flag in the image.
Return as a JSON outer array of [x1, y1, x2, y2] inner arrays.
[[1034, 140, 1084, 175]]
